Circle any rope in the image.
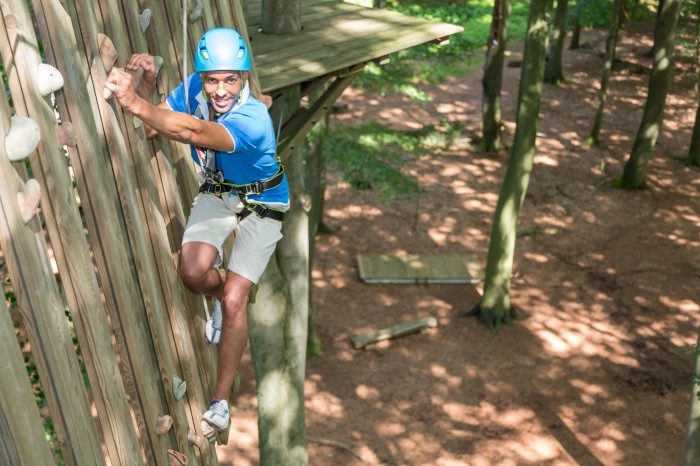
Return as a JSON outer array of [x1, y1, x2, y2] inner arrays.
[[183, 0, 190, 115]]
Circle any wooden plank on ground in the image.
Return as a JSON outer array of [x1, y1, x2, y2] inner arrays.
[[351, 316, 438, 349], [357, 254, 484, 284]]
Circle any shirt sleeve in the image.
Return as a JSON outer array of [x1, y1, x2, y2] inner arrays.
[[219, 111, 266, 154], [166, 74, 198, 114]]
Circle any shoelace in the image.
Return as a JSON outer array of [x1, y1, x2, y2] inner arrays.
[[211, 300, 222, 331]]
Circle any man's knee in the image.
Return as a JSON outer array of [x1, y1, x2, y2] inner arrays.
[[180, 262, 209, 290], [222, 292, 248, 323]]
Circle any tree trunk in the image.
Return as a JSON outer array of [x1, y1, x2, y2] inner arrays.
[[587, 0, 623, 147], [481, 0, 511, 152], [620, 0, 682, 189], [569, 13, 581, 50], [686, 1, 700, 167], [544, 0, 568, 84], [684, 337, 700, 465], [248, 82, 309, 465], [261, 0, 302, 33], [468, 0, 551, 332]]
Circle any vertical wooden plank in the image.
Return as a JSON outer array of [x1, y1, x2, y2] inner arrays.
[[0, 19, 104, 464], [38, 0, 171, 464], [12, 1, 146, 464], [0, 295, 56, 466]]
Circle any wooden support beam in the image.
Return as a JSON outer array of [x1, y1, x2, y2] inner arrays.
[[277, 63, 365, 162], [351, 317, 438, 349]]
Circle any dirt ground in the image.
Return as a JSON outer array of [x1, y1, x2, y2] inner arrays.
[[215, 22, 700, 466]]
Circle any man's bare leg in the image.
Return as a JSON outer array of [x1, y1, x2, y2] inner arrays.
[[212, 271, 253, 401], [180, 241, 224, 299]]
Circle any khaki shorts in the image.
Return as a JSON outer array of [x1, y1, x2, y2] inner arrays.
[[182, 193, 284, 284]]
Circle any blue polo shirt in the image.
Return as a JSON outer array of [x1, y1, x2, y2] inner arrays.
[[166, 73, 288, 205]]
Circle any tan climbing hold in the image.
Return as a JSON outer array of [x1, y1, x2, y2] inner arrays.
[[156, 414, 173, 434], [187, 428, 203, 447], [54, 122, 76, 147], [167, 449, 188, 466], [17, 179, 41, 223], [97, 33, 118, 73]]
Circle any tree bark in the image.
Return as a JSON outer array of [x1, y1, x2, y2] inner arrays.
[[621, 0, 682, 189], [481, 0, 511, 152], [686, 1, 700, 167], [248, 85, 309, 465], [569, 10, 580, 50], [261, 0, 302, 33], [684, 336, 700, 465], [468, 0, 551, 332], [587, 0, 623, 146], [544, 0, 568, 84]]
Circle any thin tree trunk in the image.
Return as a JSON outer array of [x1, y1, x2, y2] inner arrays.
[[621, 0, 682, 189], [249, 88, 309, 466], [261, 0, 302, 33], [684, 337, 700, 465], [685, 3, 700, 166], [468, 0, 551, 331], [482, 0, 511, 152], [569, 11, 581, 49], [587, 0, 623, 146], [544, 0, 568, 84]]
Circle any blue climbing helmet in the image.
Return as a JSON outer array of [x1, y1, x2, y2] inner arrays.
[[194, 28, 251, 72]]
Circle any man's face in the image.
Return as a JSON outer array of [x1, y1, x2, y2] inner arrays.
[[202, 70, 246, 114]]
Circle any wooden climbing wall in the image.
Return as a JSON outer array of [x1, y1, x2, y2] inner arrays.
[[0, 0, 254, 464]]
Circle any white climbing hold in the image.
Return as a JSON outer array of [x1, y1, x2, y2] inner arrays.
[[37, 63, 64, 96], [97, 33, 118, 73], [139, 9, 152, 33], [173, 375, 186, 401], [17, 179, 41, 223], [5, 116, 40, 162]]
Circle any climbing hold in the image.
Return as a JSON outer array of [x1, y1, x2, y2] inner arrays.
[[17, 179, 41, 223], [54, 122, 76, 147], [173, 375, 186, 401], [37, 64, 64, 96], [5, 116, 40, 162], [188, 0, 203, 22], [167, 449, 189, 466], [187, 428, 203, 447], [139, 9, 152, 33], [97, 33, 118, 73], [156, 414, 173, 434], [154, 56, 164, 76], [132, 116, 143, 129]]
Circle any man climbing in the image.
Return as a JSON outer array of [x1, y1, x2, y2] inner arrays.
[[104, 27, 289, 440]]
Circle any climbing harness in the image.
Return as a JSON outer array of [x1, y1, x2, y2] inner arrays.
[[198, 164, 286, 222]]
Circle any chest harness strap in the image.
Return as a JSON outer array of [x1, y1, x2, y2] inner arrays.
[[199, 164, 285, 222]]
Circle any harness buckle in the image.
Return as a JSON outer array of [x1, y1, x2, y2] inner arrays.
[[246, 181, 264, 196]]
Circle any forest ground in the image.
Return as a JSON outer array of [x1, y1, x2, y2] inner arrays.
[[218, 20, 700, 466]]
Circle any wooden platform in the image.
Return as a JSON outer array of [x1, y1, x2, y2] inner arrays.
[[357, 254, 484, 284], [245, 0, 464, 93]]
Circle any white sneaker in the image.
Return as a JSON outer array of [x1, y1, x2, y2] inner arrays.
[[205, 299, 222, 344], [202, 400, 230, 431]]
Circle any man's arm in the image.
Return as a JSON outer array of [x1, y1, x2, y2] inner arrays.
[[104, 65, 234, 152]]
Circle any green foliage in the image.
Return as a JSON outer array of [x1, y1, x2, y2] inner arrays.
[[322, 120, 468, 201]]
